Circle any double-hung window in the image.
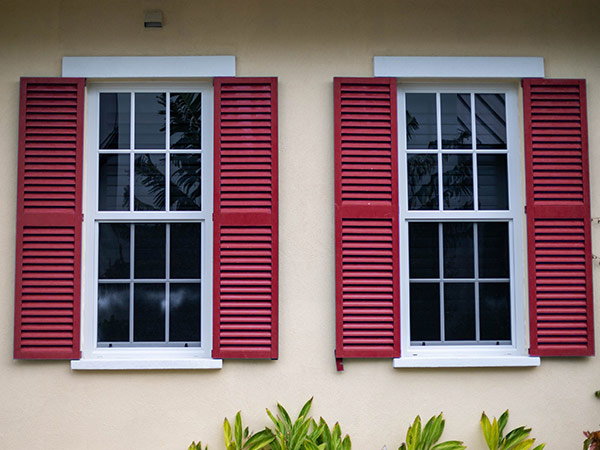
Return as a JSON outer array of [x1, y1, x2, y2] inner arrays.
[[398, 85, 526, 362], [13, 58, 280, 367], [333, 58, 594, 369], [83, 83, 213, 361]]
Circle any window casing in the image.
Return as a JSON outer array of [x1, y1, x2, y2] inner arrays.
[[397, 83, 528, 361], [80, 82, 214, 361]]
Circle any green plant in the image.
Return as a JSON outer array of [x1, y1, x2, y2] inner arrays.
[[398, 414, 465, 450], [224, 411, 274, 450], [265, 398, 324, 450], [312, 417, 351, 450], [480, 410, 544, 450], [188, 442, 208, 450]]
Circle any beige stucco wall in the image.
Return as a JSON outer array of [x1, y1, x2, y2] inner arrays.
[[1, 0, 600, 448]]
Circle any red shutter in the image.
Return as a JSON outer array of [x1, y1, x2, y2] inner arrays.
[[14, 78, 85, 359], [334, 77, 400, 366], [212, 77, 278, 359], [523, 78, 594, 356]]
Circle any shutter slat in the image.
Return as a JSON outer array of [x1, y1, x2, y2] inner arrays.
[[523, 78, 594, 357], [213, 77, 278, 359], [14, 78, 84, 359], [335, 78, 400, 365]]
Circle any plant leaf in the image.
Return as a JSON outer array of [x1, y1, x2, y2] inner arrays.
[[498, 411, 509, 438], [299, 398, 314, 420], [432, 441, 466, 450]]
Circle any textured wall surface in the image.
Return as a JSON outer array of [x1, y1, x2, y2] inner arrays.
[[1, 1, 599, 449]]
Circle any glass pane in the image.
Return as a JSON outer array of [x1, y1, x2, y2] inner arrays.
[[133, 283, 165, 341], [134, 224, 166, 279], [409, 222, 439, 278], [407, 154, 438, 210], [479, 283, 511, 341], [99, 93, 130, 149], [170, 154, 201, 210], [406, 93, 437, 149], [477, 154, 508, 210], [444, 282, 475, 341], [97, 283, 129, 342], [169, 283, 201, 342], [410, 283, 440, 342], [170, 92, 202, 149], [441, 93, 472, 149], [478, 222, 509, 278], [99, 154, 130, 211], [135, 93, 166, 149], [170, 223, 201, 279], [98, 223, 130, 279], [475, 94, 507, 149], [443, 154, 473, 210], [443, 222, 474, 278], [134, 153, 165, 211]]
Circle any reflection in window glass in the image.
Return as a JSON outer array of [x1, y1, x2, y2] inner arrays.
[[170, 93, 202, 149], [99, 154, 130, 211], [441, 93, 472, 149], [98, 223, 130, 279], [478, 222, 509, 278], [410, 283, 440, 342], [98, 284, 130, 342], [169, 283, 201, 342], [479, 283, 511, 341], [100, 93, 131, 149], [475, 94, 507, 149], [135, 93, 166, 149], [134, 283, 166, 341], [444, 283, 476, 341], [134, 154, 165, 211], [406, 93, 437, 149], [409, 222, 439, 278], [443, 222, 474, 278], [407, 154, 438, 210], [170, 223, 201, 279], [170, 154, 201, 210], [477, 154, 508, 210], [442, 154, 473, 210], [134, 223, 166, 279]]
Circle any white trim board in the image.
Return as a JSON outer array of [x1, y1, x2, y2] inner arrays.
[[374, 56, 544, 78], [63, 56, 235, 78]]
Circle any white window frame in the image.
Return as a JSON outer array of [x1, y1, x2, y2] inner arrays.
[[68, 56, 235, 370], [374, 57, 542, 368]]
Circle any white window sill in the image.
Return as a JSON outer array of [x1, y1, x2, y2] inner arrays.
[[393, 355, 540, 368], [71, 358, 223, 370]]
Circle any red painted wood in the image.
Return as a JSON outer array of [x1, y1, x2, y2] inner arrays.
[[212, 77, 278, 359], [523, 78, 594, 356], [334, 77, 400, 362], [14, 78, 85, 359]]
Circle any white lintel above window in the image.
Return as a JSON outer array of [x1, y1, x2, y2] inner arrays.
[[62, 55, 236, 78], [373, 56, 544, 78]]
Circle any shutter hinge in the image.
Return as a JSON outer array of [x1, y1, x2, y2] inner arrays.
[[524, 205, 527, 215], [81, 213, 84, 222]]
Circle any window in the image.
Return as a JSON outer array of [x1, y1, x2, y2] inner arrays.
[[398, 85, 526, 361], [334, 66, 593, 369], [81, 84, 214, 362], [14, 59, 280, 367]]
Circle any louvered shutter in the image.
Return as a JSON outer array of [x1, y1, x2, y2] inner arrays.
[[212, 77, 278, 359], [334, 77, 400, 364], [14, 78, 85, 359], [523, 78, 594, 356]]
